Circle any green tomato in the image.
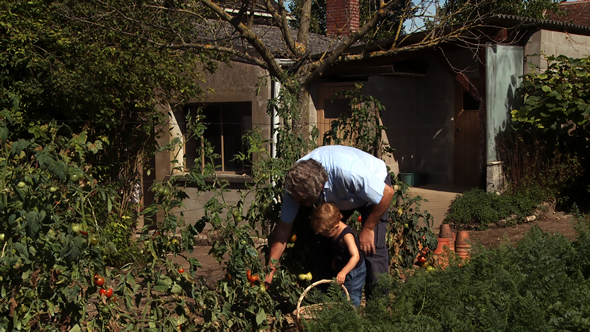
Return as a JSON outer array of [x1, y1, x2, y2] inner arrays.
[[49, 186, 58, 192], [89, 236, 99, 246], [70, 174, 79, 182], [71, 224, 81, 233], [17, 182, 26, 188], [426, 265, 436, 272], [162, 188, 170, 195], [0, 233, 5, 241]]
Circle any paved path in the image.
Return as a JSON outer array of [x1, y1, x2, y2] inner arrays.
[[408, 184, 470, 234]]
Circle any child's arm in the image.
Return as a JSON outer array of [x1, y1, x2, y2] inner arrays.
[[336, 233, 361, 284]]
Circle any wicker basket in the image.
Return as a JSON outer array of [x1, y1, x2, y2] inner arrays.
[[293, 279, 350, 321]]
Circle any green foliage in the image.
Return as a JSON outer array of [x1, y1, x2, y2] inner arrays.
[[445, 188, 544, 229], [323, 83, 395, 158], [498, 130, 583, 209], [513, 55, 590, 154], [388, 179, 437, 270], [305, 215, 590, 331], [507, 55, 590, 210], [0, 0, 218, 189], [439, 0, 564, 23], [0, 115, 116, 331]]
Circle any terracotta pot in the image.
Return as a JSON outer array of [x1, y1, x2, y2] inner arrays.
[[438, 224, 455, 252], [455, 230, 471, 259], [433, 238, 450, 255]]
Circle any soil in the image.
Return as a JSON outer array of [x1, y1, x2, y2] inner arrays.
[[186, 210, 580, 288], [467, 210, 578, 248]]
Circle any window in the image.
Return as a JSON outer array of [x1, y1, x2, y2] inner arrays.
[[182, 102, 252, 174]]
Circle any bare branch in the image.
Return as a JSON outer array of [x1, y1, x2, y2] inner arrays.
[[200, 0, 286, 79], [304, 0, 404, 86], [262, 0, 298, 56]]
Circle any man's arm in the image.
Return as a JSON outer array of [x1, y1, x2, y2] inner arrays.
[[264, 219, 293, 285], [359, 184, 394, 255]]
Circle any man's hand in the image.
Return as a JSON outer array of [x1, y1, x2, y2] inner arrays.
[[359, 227, 375, 256], [265, 266, 277, 286], [265, 220, 292, 286]]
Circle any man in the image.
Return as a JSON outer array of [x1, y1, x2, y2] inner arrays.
[[265, 145, 394, 299]]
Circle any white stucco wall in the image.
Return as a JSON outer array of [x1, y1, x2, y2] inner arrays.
[[525, 30, 590, 71]]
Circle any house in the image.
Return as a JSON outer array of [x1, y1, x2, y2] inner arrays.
[[313, 0, 590, 191], [147, 0, 590, 225]]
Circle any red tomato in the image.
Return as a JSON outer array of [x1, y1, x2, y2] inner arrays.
[[105, 288, 113, 298], [178, 268, 185, 273], [99, 288, 107, 295], [95, 277, 105, 287], [357, 215, 362, 222]]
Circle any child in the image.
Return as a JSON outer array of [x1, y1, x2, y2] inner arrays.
[[310, 203, 366, 307]]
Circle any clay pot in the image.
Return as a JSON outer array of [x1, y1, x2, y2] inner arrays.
[[438, 224, 455, 252], [455, 230, 471, 259], [433, 238, 451, 269], [433, 238, 450, 255]]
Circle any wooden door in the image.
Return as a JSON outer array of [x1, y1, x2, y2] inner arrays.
[[454, 83, 480, 187]]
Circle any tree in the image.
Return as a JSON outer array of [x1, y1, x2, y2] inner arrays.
[[289, 0, 413, 42], [60, 0, 505, 137], [439, 0, 565, 23], [0, 0, 220, 187]]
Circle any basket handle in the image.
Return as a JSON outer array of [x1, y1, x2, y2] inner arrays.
[[296, 279, 350, 320]]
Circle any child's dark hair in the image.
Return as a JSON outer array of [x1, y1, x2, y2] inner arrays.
[[311, 203, 342, 234]]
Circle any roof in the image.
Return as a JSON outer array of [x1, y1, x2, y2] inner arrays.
[[546, 0, 590, 27], [198, 20, 341, 60], [487, 13, 590, 35], [340, 13, 590, 57]]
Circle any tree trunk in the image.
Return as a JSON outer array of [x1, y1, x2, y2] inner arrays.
[[294, 86, 313, 151]]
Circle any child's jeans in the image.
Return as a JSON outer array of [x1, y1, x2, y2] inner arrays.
[[343, 260, 366, 307]]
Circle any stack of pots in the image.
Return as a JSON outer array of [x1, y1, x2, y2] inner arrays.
[[454, 230, 471, 260], [434, 224, 471, 266]]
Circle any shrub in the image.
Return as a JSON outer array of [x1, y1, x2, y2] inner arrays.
[[444, 188, 544, 229], [303, 214, 590, 331]]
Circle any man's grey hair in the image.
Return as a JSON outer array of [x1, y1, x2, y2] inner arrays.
[[285, 159, 328, 201]]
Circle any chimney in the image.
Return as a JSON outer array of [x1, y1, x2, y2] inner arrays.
[[326, 0, 360, 37]]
